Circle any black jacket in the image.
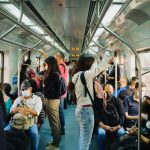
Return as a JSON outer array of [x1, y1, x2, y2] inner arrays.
[[95, 96, 125, 126], [44, 72, 60, 99]]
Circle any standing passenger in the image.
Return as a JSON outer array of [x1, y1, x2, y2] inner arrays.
[[44, 56, 62, 150], [72, 52, 112, 150], [107, 58, 121, 89], [54, 52, 68, 135]]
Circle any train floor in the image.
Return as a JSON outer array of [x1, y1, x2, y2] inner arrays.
[[38, 105, 99, 150]]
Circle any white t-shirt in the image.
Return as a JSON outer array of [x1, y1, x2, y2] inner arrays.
[[72, 54, 111, 107], [10, 94, 42, 116]]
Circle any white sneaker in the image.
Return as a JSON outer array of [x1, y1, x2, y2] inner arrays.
[[45, 144, 59, 150]]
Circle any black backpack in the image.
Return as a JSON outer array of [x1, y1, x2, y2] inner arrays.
[[44, 72, 67, 98], [56, 73, 67, 97]]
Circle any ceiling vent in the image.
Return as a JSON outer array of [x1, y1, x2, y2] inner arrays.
[[18, 31, 31, 39], [125, 9, 150, 25]]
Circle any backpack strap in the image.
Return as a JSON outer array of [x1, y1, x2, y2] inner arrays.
[[59, 64, 66, 74], [80, 72, 94, 105]]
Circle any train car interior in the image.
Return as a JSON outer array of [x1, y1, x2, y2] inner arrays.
[[0, 0, 150, 150]]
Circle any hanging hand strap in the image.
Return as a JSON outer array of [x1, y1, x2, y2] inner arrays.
[[80, 72, 94, 105]]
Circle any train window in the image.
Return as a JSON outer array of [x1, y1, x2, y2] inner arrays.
[[139, 53, 150, 72], [0, 51, 4, 83]]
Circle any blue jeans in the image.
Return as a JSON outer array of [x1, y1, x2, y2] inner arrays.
[[75, 106, 94, 150], [59, 99, 65, 132], [4, 124, 39, 150], [97, 127, 125, 150]]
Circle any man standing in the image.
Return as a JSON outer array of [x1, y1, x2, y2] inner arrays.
[[54, 52, 68, 135], [107, 58, 121, 89]]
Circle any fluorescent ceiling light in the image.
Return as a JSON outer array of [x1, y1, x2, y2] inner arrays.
[[94, 28, 104, 37], [2, 4, 20, 18], [93, 36, 99, 42], [2, 4, 35, 26], [30, 26, 44, 35], [91, 47, 99, 52], [102, 4, 122, 26], [113, 0, 126, 2], [88, 50, 96, 55], [89, 42, 95, 46], [22, 15, 35, 26], [0, 0, 9, 2], [45, 36, 53, 43]]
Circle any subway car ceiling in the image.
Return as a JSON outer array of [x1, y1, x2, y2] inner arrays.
[[0, 0, 149, 60]]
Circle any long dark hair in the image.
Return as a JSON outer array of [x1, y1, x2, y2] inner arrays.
[[73, 54, 94, 75], [3, 83, 11, 97], [44, 56, 60, 78], [0, 90, 7, 123], [68, 54, 94, 91]]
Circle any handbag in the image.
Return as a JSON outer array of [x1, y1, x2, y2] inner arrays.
[[10, 100, 34, 130]]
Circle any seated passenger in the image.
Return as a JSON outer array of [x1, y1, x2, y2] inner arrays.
[[123, 82, 145, 128], [111, 91, 150, 150], [4, 80, 42, 150], [97, 84, 125, 150], [0, 97, 7, 150], [117, 79, 134, 101], [141, 92, 150, 149], [0, 86, 7, 126]]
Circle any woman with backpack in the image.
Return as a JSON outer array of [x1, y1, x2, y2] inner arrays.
[[71, 52, 112, 150], [44, 56, 66, 150]]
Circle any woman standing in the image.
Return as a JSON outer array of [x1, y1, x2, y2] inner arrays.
[[72, 53, 112, 150], [44, 56, 61, 150]]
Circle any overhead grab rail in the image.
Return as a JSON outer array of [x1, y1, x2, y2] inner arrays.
[[101, 23, 142, 150], [0, 1, 63, 52], [141, 70, 150, 76], [0, 0, 23, 39]]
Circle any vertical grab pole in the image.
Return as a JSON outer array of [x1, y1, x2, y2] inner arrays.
[[115, 61, 117, 97], [105, 67, 107, 84], [101, 23, 142, 150], [18, 50, 31, 96]]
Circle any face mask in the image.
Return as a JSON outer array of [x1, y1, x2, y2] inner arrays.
[[146, 121, 150, 129], [142, 113, 148, 120], [22, 90, 30, 97]]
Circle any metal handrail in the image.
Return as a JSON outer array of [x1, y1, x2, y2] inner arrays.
[[0, 0, 23, 39], [141, 70, 150, 76], [101, 23, 142, 150], [90, 44, 118, 96], [0, 6, 57, 50], [89, 47, 117, 94]]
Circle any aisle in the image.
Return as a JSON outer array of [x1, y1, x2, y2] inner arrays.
[[39, 106, 99, 150]]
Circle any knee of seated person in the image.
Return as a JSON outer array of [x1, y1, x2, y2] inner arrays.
[[98, 127, 106, 136], [117, 127, 125, 136]]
